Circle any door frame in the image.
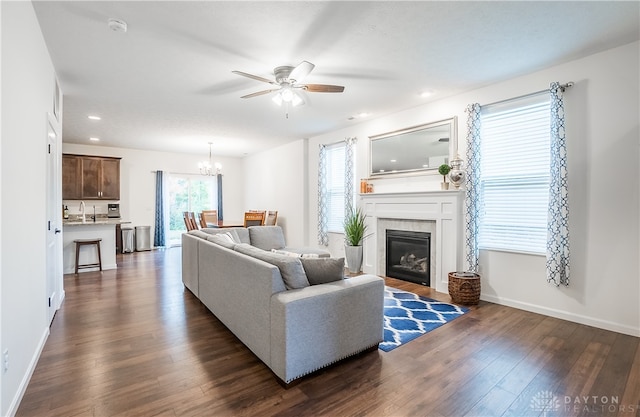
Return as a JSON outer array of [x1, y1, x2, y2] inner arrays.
[[46, 113, 63, 324]]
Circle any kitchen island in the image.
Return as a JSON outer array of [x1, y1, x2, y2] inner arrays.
[[63, 219, 131, 274]]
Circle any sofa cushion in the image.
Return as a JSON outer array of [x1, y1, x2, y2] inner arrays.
[[300, 257, 345, 285], [271, 249, 319, 258], [249, 226, 286, 251], [188, 230, 211, 240], [234, 243, 309, 290], [206, 233, 237, 249]]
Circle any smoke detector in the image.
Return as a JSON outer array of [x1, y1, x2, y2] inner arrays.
[[108, 18, 127, 33]]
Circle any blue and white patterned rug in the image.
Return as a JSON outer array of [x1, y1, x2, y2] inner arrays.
[[380, 286, 469, 352]]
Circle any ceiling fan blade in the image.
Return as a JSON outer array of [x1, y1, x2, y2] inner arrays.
[[289, 61, 315, 83], [232, 70, 276, 85], [303, 84, 345, 93], [240, 89, 280, 99]]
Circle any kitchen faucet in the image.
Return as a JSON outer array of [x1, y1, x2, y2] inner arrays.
[[79, 201, 86, 223]]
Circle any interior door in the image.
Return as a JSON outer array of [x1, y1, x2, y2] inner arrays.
[[46, 116, 61, 325]]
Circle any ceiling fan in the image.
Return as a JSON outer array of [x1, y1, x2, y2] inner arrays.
[[232, 61, 344, 106]]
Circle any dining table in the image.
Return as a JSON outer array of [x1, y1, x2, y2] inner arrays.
[[209, 220, 244, 228]]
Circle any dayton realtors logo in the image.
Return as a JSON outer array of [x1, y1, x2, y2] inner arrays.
[[531, 391, 638, 415], [530, 391, 561, 416]]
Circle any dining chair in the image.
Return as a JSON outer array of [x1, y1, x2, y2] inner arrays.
[[265, 210, 278, 226], [244, 211, 265, 227], [199, 210, 218, 228], [183, 211, 199, 231]]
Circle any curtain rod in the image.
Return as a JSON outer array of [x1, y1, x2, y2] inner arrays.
[[320, 137, 356, 148], [481, 81, 574, 108], [150, 170, 203, 176]]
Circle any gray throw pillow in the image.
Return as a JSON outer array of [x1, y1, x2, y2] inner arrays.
[[234, 243, 310, 290], [206, 234, 236, 249], [300, 257, 345, 285], [248, 226, 286, 251]]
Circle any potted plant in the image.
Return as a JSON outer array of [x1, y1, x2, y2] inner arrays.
[[438, 164, 451, 190], [343, 207, 368, 273]]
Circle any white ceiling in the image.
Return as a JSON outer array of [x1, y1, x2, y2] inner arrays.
[[33, 1, 639, 158]]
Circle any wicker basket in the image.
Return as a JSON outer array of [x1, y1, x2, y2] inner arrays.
[[448, 272, 481, 305]]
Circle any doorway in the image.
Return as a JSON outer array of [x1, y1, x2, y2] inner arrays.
[[166, 174, 217, 246], [46, 114, 62, 325]]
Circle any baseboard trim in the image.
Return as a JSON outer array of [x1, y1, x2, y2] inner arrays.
[[6, 327, 50, 417], [481, 294, 640, 337]]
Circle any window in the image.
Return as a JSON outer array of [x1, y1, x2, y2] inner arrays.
[[479, 95, 550, 254], [318, 138, 356, 245], [325, 143, 348, 232], [166, 175, 217, 246]]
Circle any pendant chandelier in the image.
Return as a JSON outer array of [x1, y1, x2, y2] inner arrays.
[[198, 142, 222, 176]]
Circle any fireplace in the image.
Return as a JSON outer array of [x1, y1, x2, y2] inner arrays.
[[385, 229, 431, 286]]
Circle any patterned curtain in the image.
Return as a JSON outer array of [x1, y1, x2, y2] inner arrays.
[[546, 82, 570, 286], [217, 174, 224, 221], [153, 170, 165, 247], [344, 137, 357, 219], [464, 103, 481, 272], [317, 144, 329, 246]]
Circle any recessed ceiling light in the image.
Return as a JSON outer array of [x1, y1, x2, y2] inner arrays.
[[88, 115, 101, 120], [420, 90, 435, 98], [390, 159, 397, 163], [89, 137, 100, 142], [348, 112, 371, 121]]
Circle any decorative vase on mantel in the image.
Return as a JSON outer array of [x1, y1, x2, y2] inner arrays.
[[449, 155, 465, 189]]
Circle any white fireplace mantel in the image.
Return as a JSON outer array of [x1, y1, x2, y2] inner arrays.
[[359, 190, 464, 293]]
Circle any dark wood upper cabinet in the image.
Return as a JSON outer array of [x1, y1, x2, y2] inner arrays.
[[99, 158, 120, 200], [62, 154, 82, 200], [63, 154, 121, 200]]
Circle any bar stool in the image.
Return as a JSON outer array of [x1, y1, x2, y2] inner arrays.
[[74, 238, 102, 274]]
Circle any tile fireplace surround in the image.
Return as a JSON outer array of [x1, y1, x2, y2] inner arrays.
[[360, 190, 464, 294]]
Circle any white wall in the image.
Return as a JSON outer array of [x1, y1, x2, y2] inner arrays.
[[300, 42, 639, 336], [1, 3, 59, 415], [62, 143, 245, 242], [243, 139, 308, 247]]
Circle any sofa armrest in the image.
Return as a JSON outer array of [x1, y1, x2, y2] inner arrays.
[[181, 233, 200, 296], [270, 274, 384, 383]]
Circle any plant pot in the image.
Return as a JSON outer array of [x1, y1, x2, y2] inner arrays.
[[345, 245, 363, 274], [441, 182, 450, 190]]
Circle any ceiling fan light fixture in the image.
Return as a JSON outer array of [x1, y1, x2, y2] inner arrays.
[[280, 88, 294, 102], [291, 92, 303, 107], [272, 89, 303, 107]]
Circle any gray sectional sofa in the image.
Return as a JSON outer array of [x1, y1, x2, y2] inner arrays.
[[181, 226, 385, 385]]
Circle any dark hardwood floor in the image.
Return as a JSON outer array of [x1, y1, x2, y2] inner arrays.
[[17, 248, 639, 417]]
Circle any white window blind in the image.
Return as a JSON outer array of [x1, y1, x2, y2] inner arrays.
[[325, 143, 346, 233], [479, 95, 550, 254]]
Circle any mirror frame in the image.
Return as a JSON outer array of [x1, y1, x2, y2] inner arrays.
[[369, 116, 458, 177]]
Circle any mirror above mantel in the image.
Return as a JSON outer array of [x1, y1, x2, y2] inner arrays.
[[369, 116, 458, 177]]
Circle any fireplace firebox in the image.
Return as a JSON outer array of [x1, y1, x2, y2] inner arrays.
[[385, 230, 431, 286]]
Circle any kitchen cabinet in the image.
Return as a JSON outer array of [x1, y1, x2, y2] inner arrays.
[[62, 154, 82, 199], [62, 154, 121, 200]]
